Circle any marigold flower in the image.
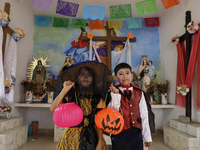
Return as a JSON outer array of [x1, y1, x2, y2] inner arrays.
[[126, 32, 134, 38], [87, 33, 93, 39]]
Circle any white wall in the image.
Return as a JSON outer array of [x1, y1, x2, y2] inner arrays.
[[0, 0, 55, 128], [1, 0, 200, 130], [159, 0, 200, 124]]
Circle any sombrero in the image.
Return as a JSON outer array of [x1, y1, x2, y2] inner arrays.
[[61, 61, 113, 94]]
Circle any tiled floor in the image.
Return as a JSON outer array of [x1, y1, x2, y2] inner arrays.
[[19, 132, 173, 150]]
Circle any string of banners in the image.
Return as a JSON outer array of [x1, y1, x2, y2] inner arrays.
[[29, 0, 180, 17], [31, 0, 178, 29], [34, 16, 160, 29]]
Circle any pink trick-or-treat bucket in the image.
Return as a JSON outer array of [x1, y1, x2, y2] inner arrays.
[[53, 102, 83, 127]]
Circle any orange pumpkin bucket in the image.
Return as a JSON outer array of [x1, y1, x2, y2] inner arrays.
[[95, 108, 124, 135]]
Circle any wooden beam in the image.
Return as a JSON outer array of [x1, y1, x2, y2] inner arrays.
[[185, 11, 192, 120], [2, 3, 14, 62], [78, 36, 136, 42]]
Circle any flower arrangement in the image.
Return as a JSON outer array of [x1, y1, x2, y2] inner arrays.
[[127, 32, 134, 38], [21, 80, 36, 92], [0, 105, 12, 113], [87, 33, 93, 39], [157, 80, 169, 94], [171, 35, 179, 45], [176, 84, 189, 96], [145, 81, 158, 94], [145, 81, 158, 104], [45, 80, 57, 92], [0, 10, 9, 27], [187, 21, 199, 34], [12, 28, 25, 42], [0, 10, 4, 21]]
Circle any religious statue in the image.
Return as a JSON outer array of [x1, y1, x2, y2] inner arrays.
[[24, 55, 50, 102], [114, 44, 124, 52], [71, 37, 88, 48], [138, 55, 151, 92], [32, 60, 46, 97], [146, 60, 156, 80], [63, 37, 89, 63], [58, 55, 76, 77], [62, 55, 72, 68], [94, 36, 125, 65]]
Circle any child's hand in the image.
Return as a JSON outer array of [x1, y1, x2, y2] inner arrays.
[[63, 81, 74, 93], [109, 83, 119, 93], [144, 142, 152, 148]]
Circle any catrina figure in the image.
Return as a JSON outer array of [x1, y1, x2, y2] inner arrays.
[[50, 61, 115, 150]]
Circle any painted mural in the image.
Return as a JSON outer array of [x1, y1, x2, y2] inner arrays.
[[33, 17, 161, 84]]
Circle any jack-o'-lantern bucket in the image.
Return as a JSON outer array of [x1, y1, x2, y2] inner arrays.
[[53, 102, 83, 127], [95, 108, 124, 135]]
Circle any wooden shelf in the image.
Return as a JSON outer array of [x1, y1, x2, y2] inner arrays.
[[14, 103, 175, 109], [151, 104, 175, 109], [14, 103, 51, 108]]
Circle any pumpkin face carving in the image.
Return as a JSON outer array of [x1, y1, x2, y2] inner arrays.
[[95, 108, 124, 135]]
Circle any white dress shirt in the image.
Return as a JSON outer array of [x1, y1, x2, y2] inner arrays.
[[107, 86, 152, 142]]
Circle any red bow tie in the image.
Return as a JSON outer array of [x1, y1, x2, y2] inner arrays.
[[120, 85, 131, 94]]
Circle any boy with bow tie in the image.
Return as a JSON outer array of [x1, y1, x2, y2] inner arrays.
[[108, 63, 155, 150]]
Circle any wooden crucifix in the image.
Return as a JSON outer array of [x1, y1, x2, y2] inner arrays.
[[179, 11, 192, 120], [79, 21, 136, 70], [2, 3, 14, 62]]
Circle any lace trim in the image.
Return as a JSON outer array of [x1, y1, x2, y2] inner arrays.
[[0, 27, 5, 99]]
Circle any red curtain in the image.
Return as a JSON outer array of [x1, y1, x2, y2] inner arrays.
[[175, 24, 200, 110]]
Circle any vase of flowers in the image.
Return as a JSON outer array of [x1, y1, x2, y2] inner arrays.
[[157, 80, 169, 105], [21, 80, 36, 103], [161, 93, 167, 105], [145, 81, 158, 104], [0, 105, 12, 119], [45, 80, 57, 103]]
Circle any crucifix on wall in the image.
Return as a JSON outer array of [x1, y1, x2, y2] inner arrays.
[[79, 21, 136, 70], [178, 11, 192, 120], [2, 3, 14, 62]]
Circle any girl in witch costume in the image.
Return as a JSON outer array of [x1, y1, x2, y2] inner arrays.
[[108, 63, 155, 150], [50, 61, 113, 150]]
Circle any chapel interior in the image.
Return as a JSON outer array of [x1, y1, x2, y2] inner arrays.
[[0, 0, 200, 150]]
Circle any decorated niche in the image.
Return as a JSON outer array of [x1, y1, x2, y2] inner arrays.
[[26, 55, 50, 102]]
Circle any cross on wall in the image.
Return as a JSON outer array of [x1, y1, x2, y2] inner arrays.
[[79, 21, 136, 70], [2, 3, 14, 63]]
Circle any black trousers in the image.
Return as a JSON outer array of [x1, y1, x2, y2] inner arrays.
[[111, 127, 143, 150]]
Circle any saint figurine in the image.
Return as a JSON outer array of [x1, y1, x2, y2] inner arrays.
[[146, 60, 156, 80], [138, 55, 151, 92], [32, 60, 46, 96], [58, 55, 72, 77], [63, 37, 89, 63]]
